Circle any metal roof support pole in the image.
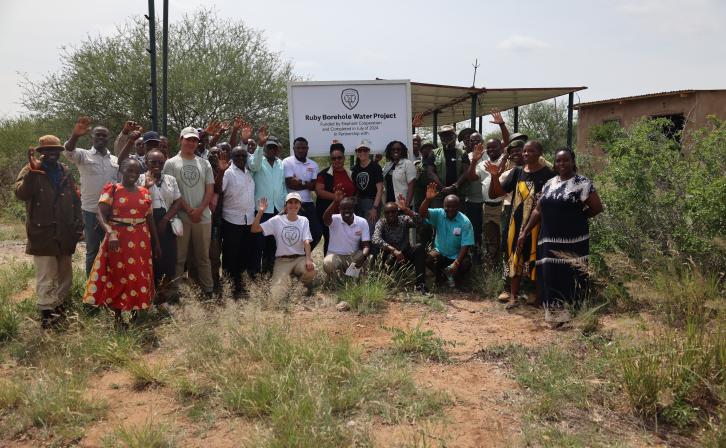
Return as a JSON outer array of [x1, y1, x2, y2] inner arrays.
[[478, 116, 483, 134], [513, 107, 519, 133], [567, 92, 574, 148], [470, 94, 478, 129], [147, 0, 158, 131], [433, 111, 439, 146], [161, 0, 168, 137]]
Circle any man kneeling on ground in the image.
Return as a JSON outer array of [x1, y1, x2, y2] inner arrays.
[[419, 182, 474, 289], [372, 196, 427, 293], [322, 188, 370, 283], [251, 193, 315, 300]]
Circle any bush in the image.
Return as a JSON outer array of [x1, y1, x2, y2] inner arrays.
[[589, 117, 726, 272], [385, 318, 453, 362]]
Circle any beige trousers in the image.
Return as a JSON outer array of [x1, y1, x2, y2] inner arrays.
[[33, 255, 73, 310], [176, 221, 214, 293], [270, 256, 316, 300], [323, 251, 364, 283]]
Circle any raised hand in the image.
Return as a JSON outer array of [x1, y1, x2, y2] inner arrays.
[[144, 172, 156, 189], [205, 120, 221, 136], [218, 157, 230, 172], [412, 112, 424, 128], [333, 185, 345, 203], [484, 160, 500, 176], [425, 182, 438, 200], [240, 120, 253, 142], [257, 125, 268, 147], [218, 121, 230, 136], [232, 116, 243, 129], [122, 121, 137, 135], [258, 197, 268, 212], [489, 109, 504, 125], [396, 193, 408, 211], [28, 147, 42, 170], [471, 143, 485, 163], [72, 116, 92, 137]]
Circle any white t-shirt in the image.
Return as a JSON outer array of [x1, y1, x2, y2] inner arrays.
[[282, 156, 319, 203], [327, 214, 370, 256], [260, 214, 312, 257]]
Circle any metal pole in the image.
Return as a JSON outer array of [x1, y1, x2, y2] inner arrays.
[[513, 106, 519, 133], [147, 0, 158, 131], [432, 111, 439, 146], [470, 94, 477, 129], [567, 92, 574, 148], [161, 0, 168, 137], [478, 116, 483, 134]]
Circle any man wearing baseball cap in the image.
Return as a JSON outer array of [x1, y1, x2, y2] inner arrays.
[[162, 126, 216, 296], [15, 135, 83, 328], [248, 134, 286, 274]]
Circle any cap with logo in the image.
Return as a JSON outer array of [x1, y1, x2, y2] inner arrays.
[[285, 192, 302, 203], [355, 139, 372, 151], [180, 126, 200, 140]]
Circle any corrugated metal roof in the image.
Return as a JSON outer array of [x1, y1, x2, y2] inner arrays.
[[411, 82, 586, 126], [574, 89, 726, 109]]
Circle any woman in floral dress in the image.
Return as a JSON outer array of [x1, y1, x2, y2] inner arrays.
[[83, 158, 160, 323]]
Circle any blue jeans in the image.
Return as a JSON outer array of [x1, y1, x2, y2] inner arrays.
[[83, 210, 105, 277]]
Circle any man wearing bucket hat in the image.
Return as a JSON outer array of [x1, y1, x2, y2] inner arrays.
[[425, 125, 467, 206], [248, 134, 287, 274], [15, 135, 83, 328]]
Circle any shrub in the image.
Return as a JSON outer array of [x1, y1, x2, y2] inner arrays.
[[589, 117, 726, 272], [385, 318, 454, 362]]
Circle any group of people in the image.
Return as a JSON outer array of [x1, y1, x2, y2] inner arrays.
[[15, 110, 602, 329]]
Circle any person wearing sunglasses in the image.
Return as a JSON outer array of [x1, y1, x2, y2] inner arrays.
[[315, 142, 355, 255]]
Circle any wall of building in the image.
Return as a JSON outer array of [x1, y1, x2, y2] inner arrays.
[[576, 90, 726, 160]]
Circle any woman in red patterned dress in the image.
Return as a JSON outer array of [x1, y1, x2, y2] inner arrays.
[[83, 158, 160, 325]]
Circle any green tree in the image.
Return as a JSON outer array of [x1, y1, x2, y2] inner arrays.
[[506, 100, 574, 155], [20, 8, 297, 150]]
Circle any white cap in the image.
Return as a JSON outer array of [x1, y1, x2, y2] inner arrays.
[[180, 126, 199, 140], [355, 139, 372, 150], [285, 192, 302, 203]]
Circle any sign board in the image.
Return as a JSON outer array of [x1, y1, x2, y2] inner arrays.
[[287, 80, 412, 156]]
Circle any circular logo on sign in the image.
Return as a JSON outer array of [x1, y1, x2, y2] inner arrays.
[[281, 226, 301, 247], [356, 172, 370, 191]]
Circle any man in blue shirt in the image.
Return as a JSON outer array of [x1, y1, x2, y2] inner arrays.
[[248, 135, 286, 273], [419, 182, 473, 289]]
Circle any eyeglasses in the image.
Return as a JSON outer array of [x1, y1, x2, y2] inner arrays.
[[355, 148, 370, 153], [330, 156, 344, 161]]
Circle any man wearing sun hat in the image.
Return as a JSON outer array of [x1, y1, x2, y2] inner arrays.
[[15, 135, 83, 328]]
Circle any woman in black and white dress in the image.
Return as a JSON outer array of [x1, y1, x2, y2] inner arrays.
[[517, 148, 603, 325]]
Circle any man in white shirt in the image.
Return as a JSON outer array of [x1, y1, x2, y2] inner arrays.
[[322, 189, 370, 283], [220, 146, 256, 296], [63, 116, 119, 276], [282, 137, 322, 249]]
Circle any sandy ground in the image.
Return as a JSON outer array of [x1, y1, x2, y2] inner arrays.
[[0, 237, 666, 447]]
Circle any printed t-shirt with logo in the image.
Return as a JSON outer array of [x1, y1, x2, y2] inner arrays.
[[351, 162, 383, 199], [260, 214, 312, 257], [162, 154, 215, 223], [327, 214, 370, 256]]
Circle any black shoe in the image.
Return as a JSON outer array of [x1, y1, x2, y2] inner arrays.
[[40, 310, 54, 329], [415, 284, 429, 295]]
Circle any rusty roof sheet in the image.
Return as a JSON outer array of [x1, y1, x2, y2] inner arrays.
[[573, 89, 726, 109]]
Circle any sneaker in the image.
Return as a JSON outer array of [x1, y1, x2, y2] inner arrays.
[[497, 291, 511, 302]]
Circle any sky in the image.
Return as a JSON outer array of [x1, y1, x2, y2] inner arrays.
[[1, 0, 725, 118]]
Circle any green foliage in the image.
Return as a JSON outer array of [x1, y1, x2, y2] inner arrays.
[[104, 421, 175, 448], [19, 8, 297, 152], [590, 116, 726, 271], [337, 259, 404, 314], [618, 317, 725, 428], [0, 261, 35, 341], [506, 100, 574, 156], [385, 318, 453, 362]]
